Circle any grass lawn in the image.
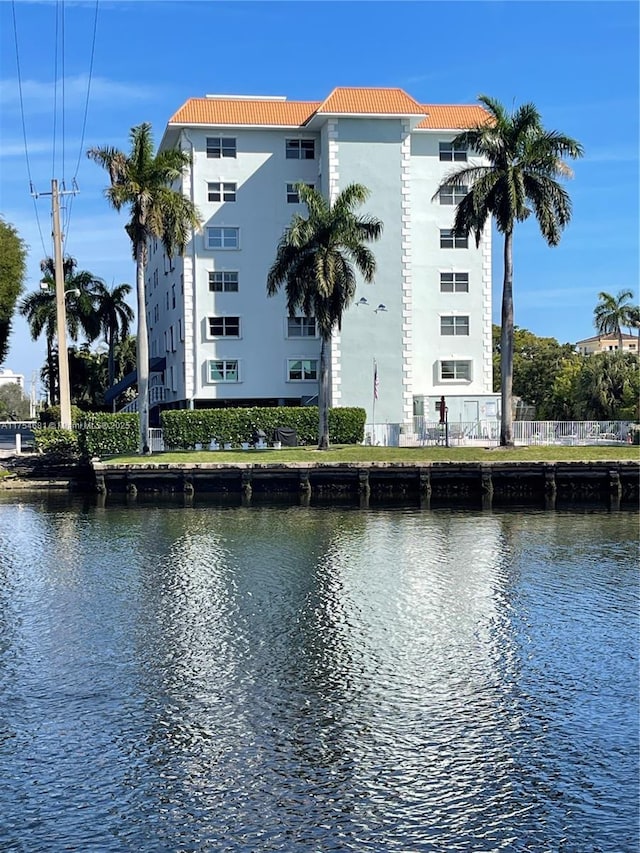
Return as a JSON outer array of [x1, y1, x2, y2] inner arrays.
[[107, 444, 640, 465]]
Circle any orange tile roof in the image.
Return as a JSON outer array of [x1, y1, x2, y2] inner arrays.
[[168, 92, 490, 129], [169, 98, 320, 126], [417, 105, 491, 129], [316, 87, 425, 115]]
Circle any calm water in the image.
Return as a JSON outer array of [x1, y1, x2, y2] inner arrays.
[[0, 496, 638, 852]]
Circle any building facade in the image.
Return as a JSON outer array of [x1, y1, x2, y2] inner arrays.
[[575, 333, 638, 355], [147, 87, 495, 425]]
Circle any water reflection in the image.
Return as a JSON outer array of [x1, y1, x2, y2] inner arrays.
[[0, 499, 637, 851]]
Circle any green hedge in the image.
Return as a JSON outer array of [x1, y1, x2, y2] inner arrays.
[[160, 406, 366, 448], [35, 414, 139, 459], [33, 427, 81, 460], [77, 413, 139, 457]]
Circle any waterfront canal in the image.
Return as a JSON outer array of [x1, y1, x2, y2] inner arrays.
[[0, 496, 638, 851]]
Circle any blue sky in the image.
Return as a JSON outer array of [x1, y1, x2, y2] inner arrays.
[[1, 0, 638, 392]]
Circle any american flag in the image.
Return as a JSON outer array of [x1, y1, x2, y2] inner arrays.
[[373, 361, 379, 400]]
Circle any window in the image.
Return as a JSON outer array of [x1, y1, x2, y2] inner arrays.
[[286, 138, 315, 159], [440, 229, 468, 249], [287, 316, 316, 337], [206, 227, 239, 249], [286, 182, 314, 203], [288, 359, 318, 381], [208, 359, 239, 382], [208, 182, 236, 202], [171, 284, 176, 309], [441, 315, 469, 336], [206, 137, 236, 158], [439, 184, 467, 205], [440, 360, 471, 380], [209, 271, 239, 292], [439, 141, 468, 162], [208, 316, 240, 337], [440, 272, 469, 293]]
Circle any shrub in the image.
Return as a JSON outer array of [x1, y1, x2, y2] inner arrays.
[[33, 427, 81, 460], [77, 413, 139, 457], [160, 406, 366, 449], [38, 404, 83, 426]]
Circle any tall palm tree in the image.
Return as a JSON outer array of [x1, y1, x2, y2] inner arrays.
[[267, 183, 382, 449], [594, 289, 636, 351], [19, 257, 100, 404], [91, 280, 134, 408], [88, 123, 201, 453], [435, 95, 583, 446]]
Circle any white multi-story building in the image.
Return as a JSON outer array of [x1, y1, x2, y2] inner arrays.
[[146, 87, 496, 426]]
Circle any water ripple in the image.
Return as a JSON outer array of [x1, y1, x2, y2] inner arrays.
[[0, 502, 637, 852]]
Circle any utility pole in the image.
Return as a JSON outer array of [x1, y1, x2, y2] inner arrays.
[[51, 179, 72, 430]]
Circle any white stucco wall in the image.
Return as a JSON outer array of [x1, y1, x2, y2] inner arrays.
[[410, 132, 492, 404], [150, 107, 494, 422]]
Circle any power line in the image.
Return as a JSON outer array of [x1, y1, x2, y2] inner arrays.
[[10, 0, 49, 259], [65, 0, 100, 251], [51, 0, 60, 182], [61, 0, 66, 189]]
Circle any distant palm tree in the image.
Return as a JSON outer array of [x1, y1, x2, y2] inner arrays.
[[88, 123, 201, 453], [435, 95, 583, 445], [19, 257, 101, 404], [594, 289, 636, 350], [91, 281, 134, 408], [627, 305, 640, 338], [267, 183, 382, 449]]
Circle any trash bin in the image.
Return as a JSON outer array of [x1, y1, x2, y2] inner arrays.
[[273, 427, 297, 447]]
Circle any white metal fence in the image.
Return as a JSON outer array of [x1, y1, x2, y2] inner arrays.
[[365, 420, 634, 448]]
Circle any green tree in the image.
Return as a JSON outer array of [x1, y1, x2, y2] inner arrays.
[[88, 123, 202, 453], [593, 289, 637, 351], [492, 325, 576, 418], [573, 352, 640, 420], [19, 257, 101, 404], [547, 356, 583, 420], [436, 96, 583, 445], [91, 281, 134, 408], [68, 344, 109, 410], [267, 183, 383, 449], [0, 218, 28, 367], [0, 382, 30, 420]]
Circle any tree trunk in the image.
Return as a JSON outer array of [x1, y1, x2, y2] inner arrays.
[[500, 230, 514, 446], [136, 244, 151, 454], [317, 335, 330, 449], [108, 327, 116, 413]]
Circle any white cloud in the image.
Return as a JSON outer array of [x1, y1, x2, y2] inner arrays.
[[1, 74, 159, 113], [0, 140, 53, 159]]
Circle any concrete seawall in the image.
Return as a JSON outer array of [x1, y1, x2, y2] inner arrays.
[[92, 460, 640, 510]]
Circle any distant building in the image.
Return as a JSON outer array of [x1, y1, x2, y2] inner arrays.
[[575, 333, 638, 355], [0, 368, 24, 389], [141, 86, 496, 426]]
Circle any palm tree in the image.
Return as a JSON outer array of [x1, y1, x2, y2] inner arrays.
[[19, 257, 101, 404], [88, 123, 201, 453], [435, 95, 583, 446], [594, 289, 636, 351], [267, 183, 382, 449], [91, 281, 134, 408]]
